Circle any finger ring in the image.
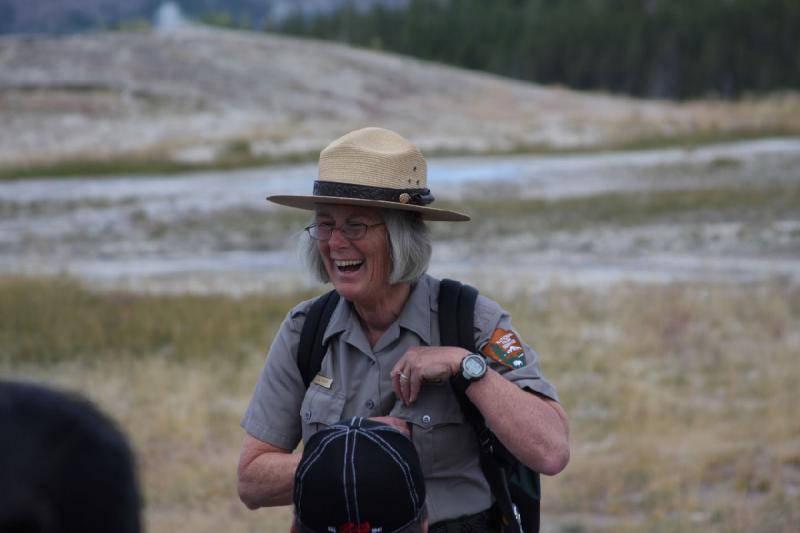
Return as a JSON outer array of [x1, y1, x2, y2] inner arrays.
[[399, 372, 409, 381]]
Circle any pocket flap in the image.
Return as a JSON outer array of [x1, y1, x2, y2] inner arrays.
[[300, 387, 346, 426], [390, 381, 464, 428]]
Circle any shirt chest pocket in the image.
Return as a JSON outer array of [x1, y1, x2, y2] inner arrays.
[[391, 382, 479, 477], [299, 385, 346, 444]]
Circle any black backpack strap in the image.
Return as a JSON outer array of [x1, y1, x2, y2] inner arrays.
[[438, 278, 465, 348], [439, 278, 532, 533], [297, 290, 340, 388]]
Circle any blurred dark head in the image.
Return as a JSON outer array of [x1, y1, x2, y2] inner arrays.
[[293, 417, 427, 533], [0, 380, 141, 533]]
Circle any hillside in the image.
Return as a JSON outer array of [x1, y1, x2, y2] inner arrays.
[[1, 26, 799, 173]]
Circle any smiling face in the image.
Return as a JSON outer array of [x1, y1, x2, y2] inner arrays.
[[315, 204, 391, 305]]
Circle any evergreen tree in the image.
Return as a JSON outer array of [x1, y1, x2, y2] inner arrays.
[[269, 0, 800, 100]]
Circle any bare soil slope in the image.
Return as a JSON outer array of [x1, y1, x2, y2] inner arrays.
[[1, 26, 799, 169]]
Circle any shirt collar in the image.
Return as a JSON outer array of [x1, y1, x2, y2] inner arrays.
[[322, 294, 351, 346], [321, 274, 434, 347], [397, 274, 433, 345]]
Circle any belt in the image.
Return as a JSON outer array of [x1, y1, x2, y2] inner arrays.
[[429, 509, 498, 533]]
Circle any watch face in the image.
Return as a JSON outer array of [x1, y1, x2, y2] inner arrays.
[[464, 355, 485, 377]]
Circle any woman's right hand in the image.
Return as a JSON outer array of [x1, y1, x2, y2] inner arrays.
[[391, 345, 469, 405]]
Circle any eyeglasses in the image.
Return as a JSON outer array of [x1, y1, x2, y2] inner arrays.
[[304, 222, 385, 241]]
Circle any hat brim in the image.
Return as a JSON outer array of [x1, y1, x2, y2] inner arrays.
[[267, 194, 471, 222]]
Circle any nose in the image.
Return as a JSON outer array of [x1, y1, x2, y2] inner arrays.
[[327, 226, 350, 248]]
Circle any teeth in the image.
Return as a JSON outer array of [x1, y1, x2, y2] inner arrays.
[[335, 260, 363, 267]]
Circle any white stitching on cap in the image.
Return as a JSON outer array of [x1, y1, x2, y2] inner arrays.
[[343, 426, 353, 524], [297, 420, 424, 533], [359, 430, 422, 514], [351, 428, 360, 525], [297, 428, 347, 478], [295, 427, 348, 518]]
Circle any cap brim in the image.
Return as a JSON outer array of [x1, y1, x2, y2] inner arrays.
[[267, 194, 471, 222]]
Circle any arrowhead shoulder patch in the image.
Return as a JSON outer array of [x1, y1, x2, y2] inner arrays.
[[482, 328, 526, 369]]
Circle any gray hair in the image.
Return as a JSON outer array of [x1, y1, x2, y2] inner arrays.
[[299, 209, 432, 285]]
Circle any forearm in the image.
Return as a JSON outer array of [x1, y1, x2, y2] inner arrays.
[[237, 450, 302, 508], [466, 369, 570, 475], [391, 345, 570, 474]]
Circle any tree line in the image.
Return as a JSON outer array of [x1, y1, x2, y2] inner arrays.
[[268, 0, 800, 100]]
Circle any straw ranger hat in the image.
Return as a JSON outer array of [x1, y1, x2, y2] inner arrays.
[[267, 127, 470, 221]]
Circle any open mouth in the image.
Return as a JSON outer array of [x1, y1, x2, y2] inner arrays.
[[334, 259, 364, 273]]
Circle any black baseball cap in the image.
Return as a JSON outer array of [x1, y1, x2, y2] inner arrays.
[[293, 417, 426, 533]]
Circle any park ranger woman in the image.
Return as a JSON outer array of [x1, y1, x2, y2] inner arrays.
[[237, 127, 569, 532]]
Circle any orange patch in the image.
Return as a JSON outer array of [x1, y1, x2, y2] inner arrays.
[[482, 329, 526, 369]]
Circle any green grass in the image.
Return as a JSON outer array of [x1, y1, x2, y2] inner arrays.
[[427, 126, 800, 160], [2, 129, 798, 181], [434, 184, 800, 238], [0, 197, 140, 218], [122, 206, 310, 245], [0, 276, 317, 364], [596, 126, 800, 153], [0, 149, 321, 181]]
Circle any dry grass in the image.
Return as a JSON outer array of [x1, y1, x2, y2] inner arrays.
[[512, 282, 800, 532], [2, 354, 294, 532], [2, 277, 799, 532]]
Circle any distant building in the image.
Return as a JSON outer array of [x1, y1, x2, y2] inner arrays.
[[154, 1, 187, 31]]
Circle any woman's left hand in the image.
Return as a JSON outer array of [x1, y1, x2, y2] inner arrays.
[[369, 416, 411, 437], [391, 346, 470, 405]]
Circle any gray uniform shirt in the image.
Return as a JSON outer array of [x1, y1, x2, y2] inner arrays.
[[241, 274, 558, 524]]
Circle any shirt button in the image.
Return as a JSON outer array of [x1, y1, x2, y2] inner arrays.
[[422, 415, 432, 424], [369, 359, 376, 366], [366, 400, 375, 409], [304, 411, 311, 422]]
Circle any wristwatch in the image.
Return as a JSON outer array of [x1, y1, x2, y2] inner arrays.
[[451, 353, 488, 394]]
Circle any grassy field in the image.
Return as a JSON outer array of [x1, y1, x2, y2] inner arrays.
[[438, 184, 800, 237], [2, 276, 799, 532]]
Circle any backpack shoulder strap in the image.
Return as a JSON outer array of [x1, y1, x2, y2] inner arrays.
[[297, 290, 340, 388], [438, 278, 478, 351], [439, 278, 535, 533]]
